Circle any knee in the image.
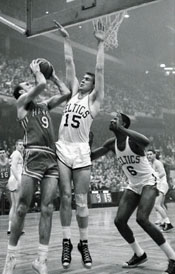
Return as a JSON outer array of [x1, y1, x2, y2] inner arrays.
[[136, 213, 147, 227], [114, 215, 124, 229], [16, 202, 28, 218], [61, 192, 72, 203], [75, 194, 88, 217], [41, 203, 54, 217]]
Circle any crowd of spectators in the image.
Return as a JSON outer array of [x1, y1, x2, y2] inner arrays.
[[0, 53, 174, 118]]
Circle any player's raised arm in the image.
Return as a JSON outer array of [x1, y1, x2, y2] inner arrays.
[[89, 20, 105, 116], [44, 68, 71, 110], [19, 60, 46, 106], [54, 20, 79, 95]]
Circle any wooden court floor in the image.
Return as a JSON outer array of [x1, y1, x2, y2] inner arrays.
[[0, 203, 175, 274]]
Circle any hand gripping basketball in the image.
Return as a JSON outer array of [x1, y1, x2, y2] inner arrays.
[[36, 58, 53, 79]]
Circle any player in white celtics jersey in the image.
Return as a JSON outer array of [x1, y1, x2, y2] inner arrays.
[[7, 139, 24, 235], [147, 149, 174, 232], [91, 113, 175, 274], [54, 21, 105, 269]]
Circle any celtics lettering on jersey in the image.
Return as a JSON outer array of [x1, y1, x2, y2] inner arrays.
[[63, 102, 90, 128], [115, 137, 156, 184], [117, 155, 141, 176], [59, 94, 93, 143]]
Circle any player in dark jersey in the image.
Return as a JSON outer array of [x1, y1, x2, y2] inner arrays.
[[0, 148, 10, 206], [2, 59, 70, 274], [91, 113, 175, 274]]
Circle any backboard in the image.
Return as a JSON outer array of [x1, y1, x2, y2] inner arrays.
[[26, 0, 162, 37], [0, 0, 162, 38]]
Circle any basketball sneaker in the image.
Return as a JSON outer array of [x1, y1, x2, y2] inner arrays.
[[32, 258, 48, 274], [77, 240, 92, 269], [2, 256, 16, 274], [62, 239, 73, 269], [162, 259, 175, 274], [122, 252, 148, 268], [161, 223, 174, 233]]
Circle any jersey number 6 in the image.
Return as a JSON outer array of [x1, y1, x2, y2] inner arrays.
[[127, 166, 137, 176]]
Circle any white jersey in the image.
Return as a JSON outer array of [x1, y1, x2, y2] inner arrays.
[[115, 137, 158, 186], [8, 150, 23, 191], [58, 93, 93, 143], [10, 150, 23, 175], [152, 159, 169, 194]]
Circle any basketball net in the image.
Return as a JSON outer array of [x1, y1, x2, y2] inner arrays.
[[93, 10, 126, 50]]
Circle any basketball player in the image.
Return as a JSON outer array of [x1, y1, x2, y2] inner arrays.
[[91, 112, 175, 274], [147, 149, 174, 232], [7, 139, 24, 235], [0, 148, 11, 207], [2, 59, 70, 274], [54, 21, 105, 269]]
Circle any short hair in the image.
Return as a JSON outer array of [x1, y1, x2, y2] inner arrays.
[[16, 139, 23, 146], [147, 148, 156, 154], [13, 85, 23, 99], [86, 72, 95, 85], [121, 113, 131, 129]]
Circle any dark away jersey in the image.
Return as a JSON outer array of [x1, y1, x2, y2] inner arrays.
[[19, 102, 56, 151]]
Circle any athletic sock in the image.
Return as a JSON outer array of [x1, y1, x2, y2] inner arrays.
[[38, 244, 48, 262], [8, 221, 11, 232], [62, 226, 71, 240], [160, 241, 175, 260], [79, 227, 88, 241], [7, 245, 17, 258], [130, 240, 144, 257], [163, 217, 171, 224]]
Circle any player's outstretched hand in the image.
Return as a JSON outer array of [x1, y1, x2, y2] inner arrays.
[[30, 59, 41, 75], [54, 20, 70, 38], [93, 19, 106, 42]]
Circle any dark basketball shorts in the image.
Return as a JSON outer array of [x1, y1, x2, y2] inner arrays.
[[23, 147, 59, 181]]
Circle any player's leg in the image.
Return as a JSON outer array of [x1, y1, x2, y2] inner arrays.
[[39, 176, 58, 245], [136, 185, 175, 274], [114, 189, 147, 268], [32, 176, 58, 274], [3, 174, 35, 274], [156, 193, 174, 232], [155, 193, 167, 221], [58, 159, 73, 269], [73, 166, 92, 269], [8, 191, 16, 234]]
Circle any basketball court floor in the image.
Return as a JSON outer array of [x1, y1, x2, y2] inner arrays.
[[0, 203, 175, 274]]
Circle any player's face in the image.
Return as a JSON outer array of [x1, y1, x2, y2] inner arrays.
[[20, 82, 33, 93], [147, 151, 155, 162], [109, 113, 123, 131], [16, 142, 24, 152], [79, 74, 94, 93], [0, 150, 6, 160]]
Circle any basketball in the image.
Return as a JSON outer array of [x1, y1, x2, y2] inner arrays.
[[37, 58, 53, 79]]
